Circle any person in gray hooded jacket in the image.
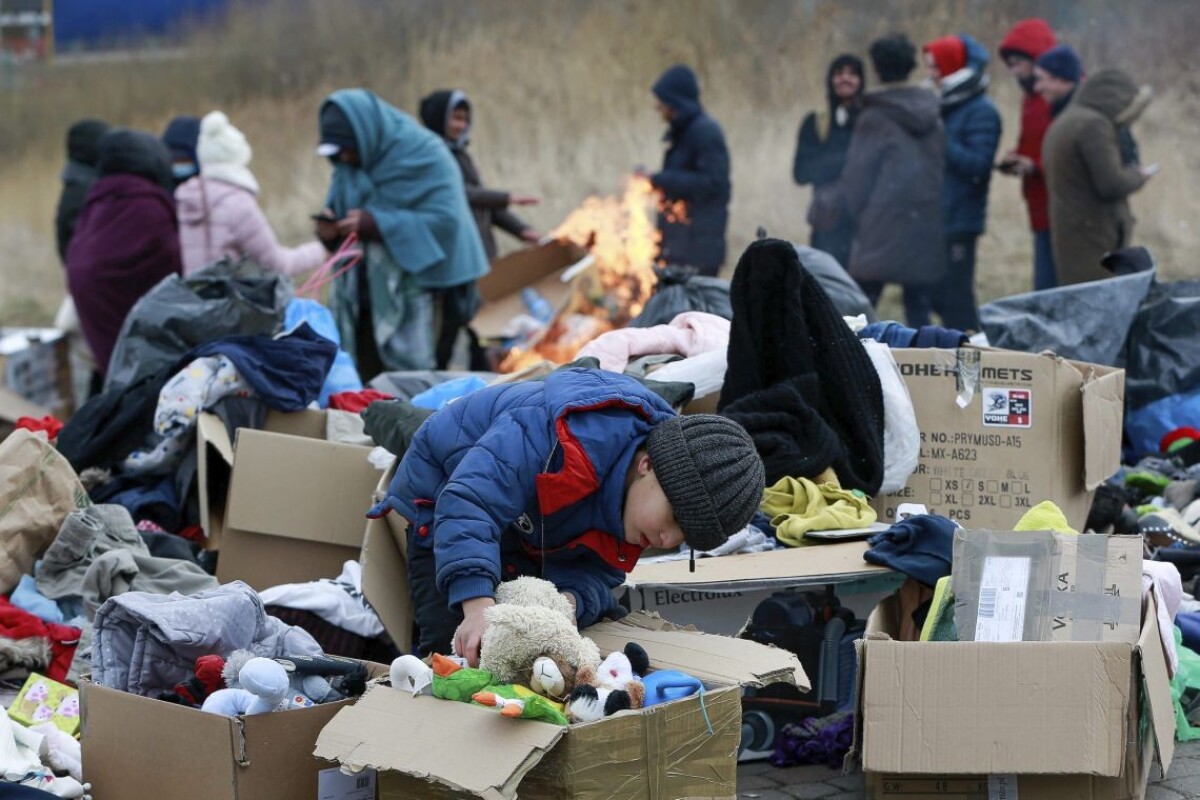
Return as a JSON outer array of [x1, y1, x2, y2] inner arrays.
[[811, 34, 946, 326]]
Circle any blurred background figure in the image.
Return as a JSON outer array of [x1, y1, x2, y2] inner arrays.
[[66, 129, 182, 386], [647, 63, 731, 277], [1042, 67, 1154, 285], [996, 18, 1058, 291], [811, 34, 945, 326], [161, 115, 201, 189], [313, 89, 488, 381], [420, 89, 542, 369], [921, 33, 1001, 331], [176, 110, 326, 276], [794, 54, 866, 271]]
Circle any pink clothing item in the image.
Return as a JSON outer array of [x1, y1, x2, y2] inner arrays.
[[576, 311, 730, 373], [176, 177, 326, 277]]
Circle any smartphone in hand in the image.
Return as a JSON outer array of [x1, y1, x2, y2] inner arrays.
[[311, 213, 337, 223]]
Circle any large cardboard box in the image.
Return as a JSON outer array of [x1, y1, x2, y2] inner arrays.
[[473, 239, 589, 340], [199, 410, 384, 589], [346, 508, 809, 798], [0, 328, 71, 419], [620, 540, 904, 634], [316, 613, 806, 799], [81, 663, 386, 800], [852, 591, 1175, 800], [873, 348, 1124, 531]]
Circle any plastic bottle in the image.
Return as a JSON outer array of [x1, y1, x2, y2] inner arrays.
[[521, 287, 554, 324]]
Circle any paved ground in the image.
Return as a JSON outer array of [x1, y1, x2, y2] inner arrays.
[[736, 739, 1200, 799]]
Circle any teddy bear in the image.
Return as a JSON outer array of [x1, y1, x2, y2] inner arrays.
[[472, 577, 601, 703], [564, 643, 651, 724]]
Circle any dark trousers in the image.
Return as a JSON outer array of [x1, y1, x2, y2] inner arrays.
[[927, 234, 980, 332], [407, 533, 463, 658], [858, 280, 934, 328], [434, 282, 486, 371], [811, 222, 855, 272], [1033, 229, 1057, 292]]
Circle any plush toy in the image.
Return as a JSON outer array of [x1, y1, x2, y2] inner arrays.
[[474, 577, 601, 703], [564, 643, 650, 723], [222, 650, 365, 709], [31, 722, 83, 782], [389, 654, 569, 726], [641, 670, 704, 707], [201, 657, 289, 716]]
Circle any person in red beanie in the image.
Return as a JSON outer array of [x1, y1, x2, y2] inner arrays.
[[995, 18, 1058, 291]]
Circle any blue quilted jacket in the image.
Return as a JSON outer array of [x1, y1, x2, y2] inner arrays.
[[367, 368, 676, 627]]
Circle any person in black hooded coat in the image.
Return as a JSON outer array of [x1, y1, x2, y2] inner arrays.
[[718, 239, 885, 495], [418, 89, 541, 262], [55, 119, 110, 262], [794, 54, 866, 270], [648, 64, 731, 277]]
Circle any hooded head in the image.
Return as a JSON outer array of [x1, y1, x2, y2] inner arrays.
[[826, 54, 866, 112], [97, 128, 175, 193], [161, 115, 201, 183], [927, 34, 991, 106], [316, 102, 360, 162], [999, 18, 1056, 62], [923, 36, 967, 80], [66, 119, 110, 167], [418, 89, 472, 149], [652, 64, 702, 128], [1077, 69, 1153, 125], [869, 34, 917, 84]]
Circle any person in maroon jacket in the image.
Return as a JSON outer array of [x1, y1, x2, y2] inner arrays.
[[996, 18, 1058, 291], [66, 129, 182, 384]]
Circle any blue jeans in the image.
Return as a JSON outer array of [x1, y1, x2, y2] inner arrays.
[[1033, 229, 1057, 291], [928, 234, 980, 332]]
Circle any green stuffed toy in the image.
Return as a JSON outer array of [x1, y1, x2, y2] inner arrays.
[[392, 654, 569, 726]]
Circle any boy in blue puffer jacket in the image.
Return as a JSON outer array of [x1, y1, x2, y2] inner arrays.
[[368, 368, 765, 665]]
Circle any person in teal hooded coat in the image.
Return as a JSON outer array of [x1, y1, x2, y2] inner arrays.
[[314, 89, 489, 380]]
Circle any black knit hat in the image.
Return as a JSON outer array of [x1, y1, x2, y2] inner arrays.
[[647, 415, 765, 552]]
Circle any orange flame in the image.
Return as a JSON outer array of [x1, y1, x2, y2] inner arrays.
[[498, 176, 666, 372]]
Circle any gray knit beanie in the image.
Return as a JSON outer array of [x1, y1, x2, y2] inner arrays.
[[647, 415, 766, 552]]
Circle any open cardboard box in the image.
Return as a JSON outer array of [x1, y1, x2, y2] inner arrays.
[[0, 327, 72, 419], [81, 662, 386, 800], [473, 239, 589, 341], [198, 410, 384, 589], [851, 590, 1175, 800], [344, 473, 809, 798], [874, 347, 1124, 531]]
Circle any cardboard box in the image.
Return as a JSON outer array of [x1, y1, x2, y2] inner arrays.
[[952, 530, 1143, 645], [852, 591, 1175, 800], [0, 328, 71, 419], [316, 613, 806, 799], [200, 410, 384, 589], [873, 348, 1124, 531], [347, 512, 810, 799], [620, 540, 905, 635], [473, 239, 589, 340], [81, 663, 386, 800]]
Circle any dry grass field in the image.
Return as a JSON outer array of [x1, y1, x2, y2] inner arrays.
[[1, 0, 1196, 325]]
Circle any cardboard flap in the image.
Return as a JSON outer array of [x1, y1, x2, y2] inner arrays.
[[361, 513, 412, 655], [226, 428, 379, 547], [314, 683, 564, 799], [1136, 593, 1176, 773], [0, 386, 48, 422], [584, 611, 810, 691], [1081, 367, 1125, 490], [861, 640, 1132, 776], [625, 540, 893, 591], [473, 240, 588, 340]]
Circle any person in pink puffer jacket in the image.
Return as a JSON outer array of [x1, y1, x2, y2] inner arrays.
[[176, 111, 326, 277]]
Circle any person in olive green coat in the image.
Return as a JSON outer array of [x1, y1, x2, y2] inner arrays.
[[1041, 69, 1154, 285]]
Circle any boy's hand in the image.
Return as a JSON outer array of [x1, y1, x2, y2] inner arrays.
[[455, 597, 495, 667]]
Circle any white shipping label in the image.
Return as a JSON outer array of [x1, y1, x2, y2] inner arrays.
[[988, 774, 1019, 800], [974, 557, 1031, 642], [318, 767, 376, 800]]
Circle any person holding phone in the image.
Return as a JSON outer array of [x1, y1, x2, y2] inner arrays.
[[313, 89, 488, 382], [995, 18, 1058, 291], [1042, 66, 1154, 286]]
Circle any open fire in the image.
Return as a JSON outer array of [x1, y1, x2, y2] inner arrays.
[[498, 175, 676, 372]]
